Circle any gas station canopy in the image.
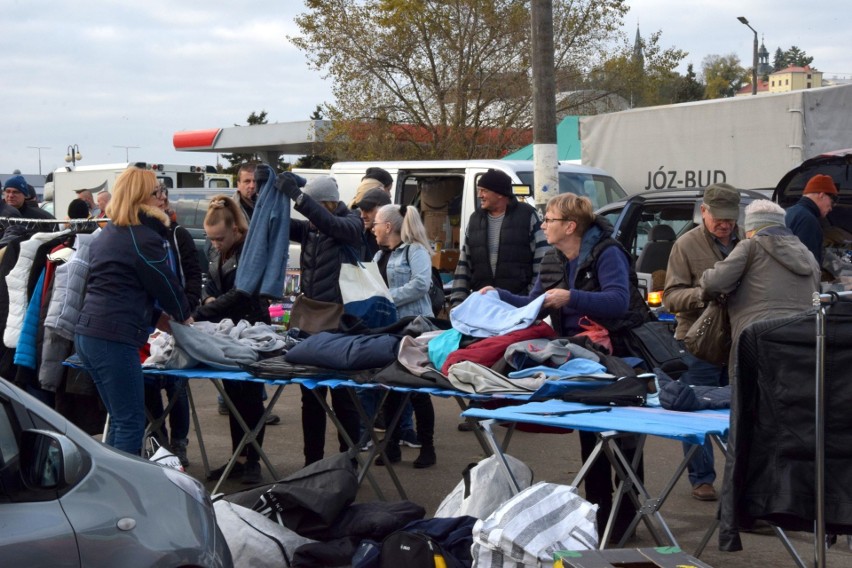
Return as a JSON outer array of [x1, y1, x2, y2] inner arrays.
[[173, 120, 331, 162]]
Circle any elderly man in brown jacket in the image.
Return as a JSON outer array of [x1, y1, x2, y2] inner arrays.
[[663, 183, 744, 502]]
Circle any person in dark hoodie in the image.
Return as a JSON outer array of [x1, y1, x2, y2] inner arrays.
[[276, 174, 364, 466], [75, 165, 192, 457], [195, 194, 270, 485]]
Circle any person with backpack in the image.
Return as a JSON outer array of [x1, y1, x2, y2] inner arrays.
[[370, 203, 437, 468]]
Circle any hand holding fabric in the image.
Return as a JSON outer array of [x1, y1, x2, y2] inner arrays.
[[274, 172, 303, 200]]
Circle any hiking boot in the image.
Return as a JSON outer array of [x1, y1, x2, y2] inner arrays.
[[398, 429, 422, 448], [413, 445, 436, 469], [207, 461, 244, 481], [241, 461, 262, 485], [457, 421, 475, 432]]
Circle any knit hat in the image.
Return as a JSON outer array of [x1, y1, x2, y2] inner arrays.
[[744, 200, 786, 233], [363, 167, 393, 188], [477, 169, 514, 199], [803, 174, 838, 195], [356, 187, 391, 211], [3, 175, 28, 194], [702, 183, 740, 220], [303, 175, 339, 203], [350, 178, 384, 208]]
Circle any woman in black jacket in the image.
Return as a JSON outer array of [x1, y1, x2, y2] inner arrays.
[[75, 165, 192, 457], [194, 195, 269, 484]]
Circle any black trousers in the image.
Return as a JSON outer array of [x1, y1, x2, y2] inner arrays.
[[223, 379, 266, 464], [579, 430, 645, 539], [301, 385, 360, 466], [384, 392, 435, 447]]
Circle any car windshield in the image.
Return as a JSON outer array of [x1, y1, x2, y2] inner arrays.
[[515, 172, 627, 209]]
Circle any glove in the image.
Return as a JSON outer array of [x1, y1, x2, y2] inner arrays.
[[275, 172, 302, 200]]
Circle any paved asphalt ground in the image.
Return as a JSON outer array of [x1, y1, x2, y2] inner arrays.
[[174, 379, 851, 567]]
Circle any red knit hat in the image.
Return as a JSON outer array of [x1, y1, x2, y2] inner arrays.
[[803, 174, 838, 195]]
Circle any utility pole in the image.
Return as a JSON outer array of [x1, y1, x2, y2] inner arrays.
[[531, 0, 558, 208], [27, 146, 50, 175]]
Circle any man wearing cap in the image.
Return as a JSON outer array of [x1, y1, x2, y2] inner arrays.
[[3, 175, 55, 220], [663, 182, 743, 502], [96, 190, 111, 218], [785, 173, 838, 266], [355, 187, 392, 259], [449, 168, 547, 307]]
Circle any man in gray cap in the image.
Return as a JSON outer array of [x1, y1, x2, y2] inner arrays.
[[449, 169, 547, 308], [663, 182, 743, 502], [356, 187, 392, 260]]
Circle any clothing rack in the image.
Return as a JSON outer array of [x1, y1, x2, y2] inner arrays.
[[0, 217, 107, 224], [813, 289, 852, 568]]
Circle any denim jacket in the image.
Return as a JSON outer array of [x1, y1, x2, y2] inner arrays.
[[374, 243, 434, 318]]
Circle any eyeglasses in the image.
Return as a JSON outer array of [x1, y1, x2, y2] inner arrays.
[[150, 189, 164, 198], [542, 217, 570, 224], [825, 193, 838, 205]]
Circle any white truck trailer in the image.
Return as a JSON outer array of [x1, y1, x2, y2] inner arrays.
[[580, 83, 852, 194]]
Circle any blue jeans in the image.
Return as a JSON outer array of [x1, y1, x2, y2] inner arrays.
[[75, 334, 146, 456], [144, 376, 189, 445], [678, 340, 728, 486], [358, 390, 414, 438]]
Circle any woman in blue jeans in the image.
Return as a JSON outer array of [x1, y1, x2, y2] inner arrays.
[[75, 166, 193, 456]]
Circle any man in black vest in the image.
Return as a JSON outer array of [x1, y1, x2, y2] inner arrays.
[[449, 169, 547, 308]]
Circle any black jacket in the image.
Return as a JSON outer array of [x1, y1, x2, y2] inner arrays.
[[195, 240, 269, 325], [168, 223, 202, 309], [290, 197, 363, 303], [76, 208, 191, 347]]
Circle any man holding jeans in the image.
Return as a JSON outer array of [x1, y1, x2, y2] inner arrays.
[[663, 183, 743, 501]]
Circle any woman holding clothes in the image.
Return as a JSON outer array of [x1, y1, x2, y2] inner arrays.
[[194, 195, 270, 485], [700, 199, 820, 374], [275, 174, 364, 467], [371, 203, 437, 468], [480, 192, 651, 541], [75, 165, 193, 457]]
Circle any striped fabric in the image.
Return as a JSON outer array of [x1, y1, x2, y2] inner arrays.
[[472, 482, 598, 567]]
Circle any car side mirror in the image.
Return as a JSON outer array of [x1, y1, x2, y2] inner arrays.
[[20, 430, 86, 491]]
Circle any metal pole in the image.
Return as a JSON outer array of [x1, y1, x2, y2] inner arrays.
[[813, 292, 827, 568], [737, 17, 758, 95], [531, 0, 558, 208], [27, 146, 50, 175]]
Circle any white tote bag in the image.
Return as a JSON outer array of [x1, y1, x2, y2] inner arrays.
[[338, 254, 398, 328]]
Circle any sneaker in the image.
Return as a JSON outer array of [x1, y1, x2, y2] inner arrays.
[[413, 445, 436, 469], [241, 461, 262, 485], [359, 440, 374, 452], [206, 461, 244, 481], [171, 441, 190, 468], [398, 429, 422, 448], [373, 415, 387, 433], [691, 483, 718, 501], [217, 401, 229, 416]]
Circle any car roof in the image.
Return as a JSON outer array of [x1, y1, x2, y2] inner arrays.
[[597, 187, 769, 212]]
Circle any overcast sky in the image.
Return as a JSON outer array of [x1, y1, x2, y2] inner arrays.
[[2, 0, 848, 176]]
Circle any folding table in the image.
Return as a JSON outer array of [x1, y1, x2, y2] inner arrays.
[[462, 399, 730, 549]]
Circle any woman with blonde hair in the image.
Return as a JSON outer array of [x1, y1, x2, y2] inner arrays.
[[371, 203, 437, 468], [75, 165, 192, 457], [194, 194, 270, 484]]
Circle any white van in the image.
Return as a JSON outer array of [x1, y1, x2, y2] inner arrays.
[[323, 159, 627, 272]]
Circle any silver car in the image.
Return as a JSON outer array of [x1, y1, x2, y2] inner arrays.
[[0, 377, 232, 567]]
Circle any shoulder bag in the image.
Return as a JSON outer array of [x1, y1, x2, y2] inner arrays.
[[684, 296, 731, 366]]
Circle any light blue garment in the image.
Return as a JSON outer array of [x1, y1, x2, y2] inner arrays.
[[374, 243, 433, 318], [450, 290, 545, 338], [235, 165, 292, 298], [508, 358, 608, 379], [428, 328, 462, 370], [14, 270, 46, 370]]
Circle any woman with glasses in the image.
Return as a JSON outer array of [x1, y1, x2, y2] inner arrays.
[[480, 192, 652, 542], [75, 166, 193, 457], [370, 203, 437, 468]]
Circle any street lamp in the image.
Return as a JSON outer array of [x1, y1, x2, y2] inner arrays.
[[113, 145, 140, 162], [65, 144, 83, 167], [27, 146, 50, 175], [737, 16, 758, 95]]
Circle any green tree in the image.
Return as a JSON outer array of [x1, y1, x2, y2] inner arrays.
[[783, 46, 813, 68], [292, 0, 631, 161], [772, 47, 786, 71], [701, 54, 746, 98]]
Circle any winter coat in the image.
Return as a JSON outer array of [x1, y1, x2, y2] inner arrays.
[[169, 223, 202, 309], [784, 196, 824, 265], [700, 226, 820, 370], [374, 243, 433, 318], [195, 240, 269, 325], [290, 197, 363, 303], [663, 222, 744, 340], [75, 206, 191, 348]]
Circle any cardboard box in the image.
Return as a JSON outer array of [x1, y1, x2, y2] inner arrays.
[[554, 547, 713, 568], [432, 249, 460, 271]]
